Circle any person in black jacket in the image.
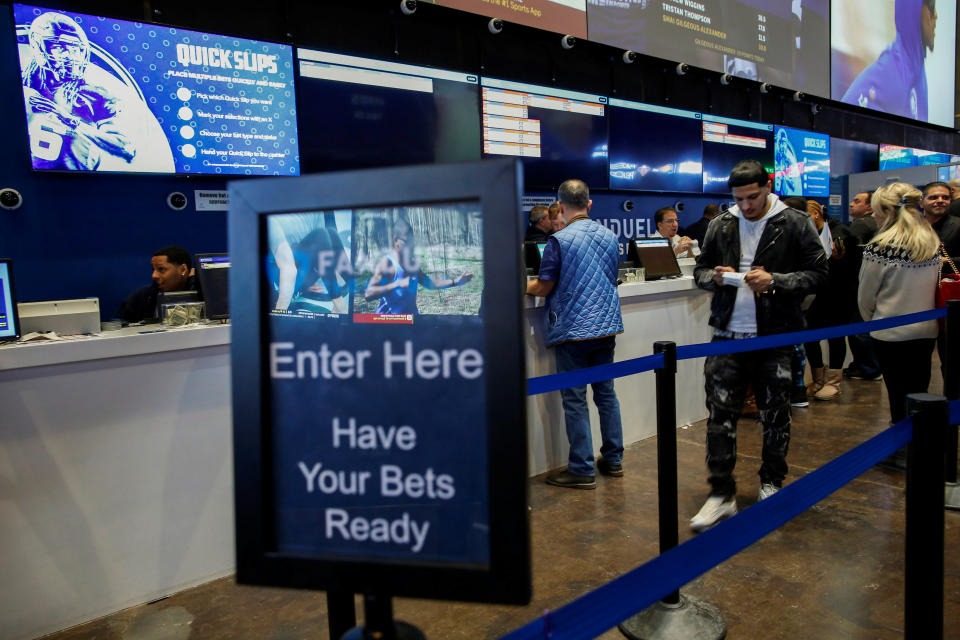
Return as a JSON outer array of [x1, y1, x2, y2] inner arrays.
[[924, 181, 960, 259], [682, 203, 720, 249], [524, 205, 553, 242], [116, 245, 195, 322], [690, 160, 827, 532]]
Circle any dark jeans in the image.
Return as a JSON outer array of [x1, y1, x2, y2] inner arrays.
[[873, 337, 936, 423], [804, 337, 846, 369], [555, 336, 624, 476], [704, 340, 792, 497]]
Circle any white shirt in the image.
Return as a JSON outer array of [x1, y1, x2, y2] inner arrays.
[[727, 194, 787, 333]]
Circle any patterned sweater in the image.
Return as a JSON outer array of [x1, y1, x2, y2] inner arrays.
[[858, 243, 940, 342]]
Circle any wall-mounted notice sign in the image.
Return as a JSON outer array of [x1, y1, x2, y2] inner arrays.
[[229, 159, 530, 604]]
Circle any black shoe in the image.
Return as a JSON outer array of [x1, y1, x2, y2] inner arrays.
[[844, 365, 882, 381], [597, 456, 624, 477], [876, 448, 906, 471], [790, 386, 809, 408], [545, 470, 597, 489]]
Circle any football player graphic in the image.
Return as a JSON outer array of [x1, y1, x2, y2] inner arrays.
[[21, 11, 135, 170]]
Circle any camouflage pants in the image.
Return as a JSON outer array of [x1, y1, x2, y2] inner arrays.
[[703, 339, 792, 497]]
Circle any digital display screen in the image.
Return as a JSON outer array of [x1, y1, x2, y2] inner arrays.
[[879, 144, 960, 170], [0, 261, 18, 340], [428, 0, 587, 37], [832, 0, 957, 128], [774, 126, 830, 197], [587, 0, 830, 97], [265, 201, 489, 565], [608, 99, 703, 193], [196, 253, 230, 320], [296, 49, 481, 172], [12, 3, 299, 175], [481, 77, 608, 189], [701, 114, 774, 194], [940, 165, 960, 181]]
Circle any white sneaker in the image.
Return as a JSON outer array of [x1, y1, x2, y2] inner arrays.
[[690, 495, 737, 532], [758, 483, 780, 501]]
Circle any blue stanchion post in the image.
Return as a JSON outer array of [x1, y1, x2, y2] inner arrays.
[[619, 342, 725, 640], [904, 393, 947, 639], [945, 300, 960, 510]]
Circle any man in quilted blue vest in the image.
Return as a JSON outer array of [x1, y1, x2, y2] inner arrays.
[[526, 179, 625, 489]]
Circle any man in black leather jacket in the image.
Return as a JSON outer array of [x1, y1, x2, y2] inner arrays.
[[689, 160, 827, 532]]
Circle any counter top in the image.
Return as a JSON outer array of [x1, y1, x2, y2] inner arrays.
[[0, 323, 231, 371], [525, 275, 702, 308]]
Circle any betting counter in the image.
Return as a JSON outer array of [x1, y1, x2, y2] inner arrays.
[[0, 323, 233, 640]]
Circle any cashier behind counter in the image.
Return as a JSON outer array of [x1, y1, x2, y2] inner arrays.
[[116, 245, 196, 323]]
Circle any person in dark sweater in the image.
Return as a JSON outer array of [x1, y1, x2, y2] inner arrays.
[[524, 205, 553, 242], [682, 203, 720, 249], [116, 245, 195, 322]]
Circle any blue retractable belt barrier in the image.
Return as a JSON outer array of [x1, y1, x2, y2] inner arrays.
[[499, 410, 929, 640], [527, 308, 946, 396]]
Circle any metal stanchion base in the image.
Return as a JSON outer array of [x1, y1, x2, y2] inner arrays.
[[340, 622, 426, 640], [946, 482, 960, 511], [619, 595, 726, 640]]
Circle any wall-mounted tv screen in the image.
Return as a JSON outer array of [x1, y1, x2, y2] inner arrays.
[[480, 77, 608, 189], [296, 49, 481, 172], [0, 260, 21, 342], [608, 99, 703, 193], [12, 3, 299, 175], [831, 0, 957, 128], [701, 114, 774, 194], [939, 164, 960, 182], [774, 126, 830, 197], [879, 144, 960, 170], [428, 0, 587, 38], [587, 0, 829, 97]]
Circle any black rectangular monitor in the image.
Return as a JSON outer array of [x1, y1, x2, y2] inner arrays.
[[608, 99, 703, 193], [296, 48, 481, 172], [701, 114, 774, 194], [196, 253, 231, 320], [480, 77, 608, 189], [228, 158, 529, 603], [13, 3, 299, 175], [523, 241, 547, 274], [0, 259, 21, 342], [628, 238, 682, 280]]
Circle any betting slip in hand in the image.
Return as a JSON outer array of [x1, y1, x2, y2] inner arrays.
[[721, 271, 748, 288]]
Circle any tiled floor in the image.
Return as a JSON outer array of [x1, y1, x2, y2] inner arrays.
[[41, 372, 960, 639]]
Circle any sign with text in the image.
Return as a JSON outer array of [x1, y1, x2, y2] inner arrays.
[[230, 160, 529, 603]]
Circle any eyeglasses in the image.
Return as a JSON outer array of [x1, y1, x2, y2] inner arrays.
[[662, 219, 679, 224]]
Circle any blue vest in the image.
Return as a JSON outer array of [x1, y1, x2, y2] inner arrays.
[[544, 219, 624, 346]]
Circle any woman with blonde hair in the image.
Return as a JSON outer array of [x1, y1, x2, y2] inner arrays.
[[858, 182, 941, 469]]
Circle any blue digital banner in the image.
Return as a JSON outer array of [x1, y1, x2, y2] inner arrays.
[[774, 126, 830, 197], [0, 263, 14, 339], [13, 4, 299, 175], [266, 205, 490, 565]]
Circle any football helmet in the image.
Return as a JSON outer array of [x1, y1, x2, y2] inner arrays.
[[28, 12, 90, 85]]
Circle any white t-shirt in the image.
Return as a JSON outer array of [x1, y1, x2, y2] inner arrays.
[[726, 195, 787, 333]]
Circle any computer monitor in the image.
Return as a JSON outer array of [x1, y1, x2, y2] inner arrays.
[[0, 259, 21, 342], [523, 241, 547, 274], [195, 253, 231, 319], [628, 238, 682, 280]]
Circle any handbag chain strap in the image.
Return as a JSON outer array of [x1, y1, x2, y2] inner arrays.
[[939, 243, 960, 286]]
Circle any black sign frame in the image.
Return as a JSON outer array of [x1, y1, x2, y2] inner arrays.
[[229, 159, 530, 604]]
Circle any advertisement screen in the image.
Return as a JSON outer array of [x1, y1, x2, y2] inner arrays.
[[608, 99, 703, 193], [0, 262, 18, 341], [481, 77, 608, 189], [832, 0, 957, 128], [701, 114, 774, 194], [265, 202, 489, 565], [587, 0, 830, 97], [427, 0, 587, 37], [297, 49, 481, 173], [12, 4, 298, 175], [774, 126, 830, 197], [878, 143, 960, 169]]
